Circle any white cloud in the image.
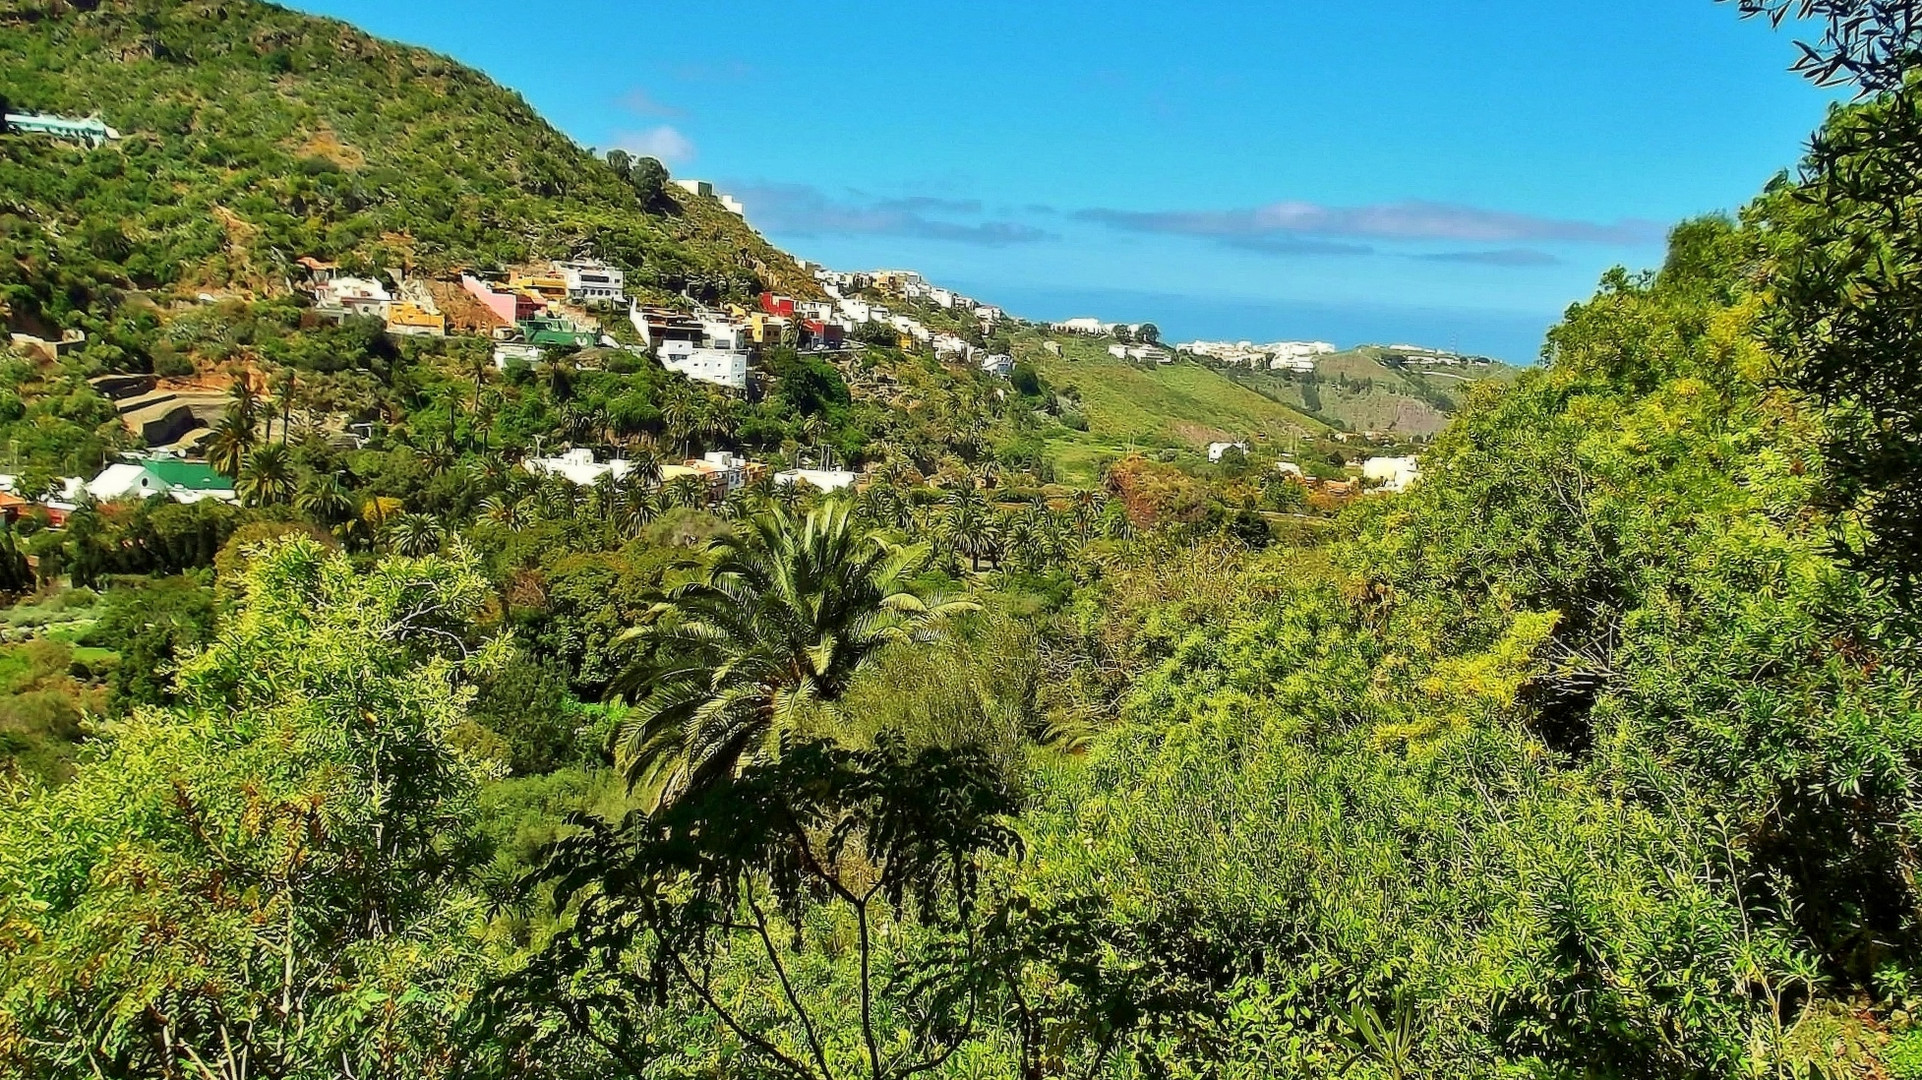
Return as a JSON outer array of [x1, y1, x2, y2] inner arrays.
[[612, 125, 695, 167]]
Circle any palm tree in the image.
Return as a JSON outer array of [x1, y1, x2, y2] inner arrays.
[[614, 486, 662, 539], [269, 368, 297, 446], [796, 414, 826, 466], [589, 470, 621, 522], [207, 412, 256, 479], [295, 471, 354, 526], [226, 378, 259, 432], [238, 443, 295, 507], [660, 391, 697, 455], [625, 444, 665, 491], [537, 475, 582, 521], [479, 493, 530, 531], [612, 501, 975, 802], [1070, 488, 1106, 542], [939, 487, 997, 572], [664, 473, 710, 510], [414, 434, 456, 480], [384, 512, 445, 557]]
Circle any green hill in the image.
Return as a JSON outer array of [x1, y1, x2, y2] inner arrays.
[[0, 0, 813, 336], [1012, 331, 1331, 484], [1219, 348, 1519, 437]]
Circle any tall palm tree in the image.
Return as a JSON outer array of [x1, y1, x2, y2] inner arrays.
[[612, 501, 974, 802], [384, 512, 445, 557], [207, 412, 256, 480], [625, 444, 665, 491], [660, 391, 697, 455], [1070, 488, 1106, 542], [269, 368, 297, 446], [226, 378, 259, 432], [589, 470, 621, 522], [237, 443, 295, 507]]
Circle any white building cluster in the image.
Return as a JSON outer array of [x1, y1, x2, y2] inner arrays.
[[1179, 340, 1338, 371]]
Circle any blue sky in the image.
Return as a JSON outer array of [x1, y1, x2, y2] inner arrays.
[[290, 0, 1833, 362]]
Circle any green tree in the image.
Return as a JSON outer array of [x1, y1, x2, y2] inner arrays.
[[385, 511, 447, 556], [294, 470, 355, 527], [491, 735, 1022, 1080], [612, 502, 972, 802], [0, 538, 503, 1080], [1731, 1, 1922, 629], [237, 441, 295, 506], [206, 411, 257, 479]]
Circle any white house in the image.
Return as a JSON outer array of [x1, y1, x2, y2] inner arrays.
[[933, 333, 974, 358], [493, 341, 543, 372], [1054, 317, 1109, 335], [1107, 344, 1129, 360], [672, 179, 715, 198], [1275, 461, 1305, 478], [663, 348, 749, 391], [929, 288, 955, 308], [524, 448, 634, 487], [1208, 442, 1248, 463], [317, 276, 391, 314], [837, 299, 874, 324], [701, 318, 750, 351], [556, 259, 625, 304], [888, 315, 930, 342], [719, 194, 745, 215], [774, 468, 858, 492], [980, 354, 1015, 378], [5, 112, 120, 146], [1362, 456, 1420, 493], [85, 458, 238, 505]]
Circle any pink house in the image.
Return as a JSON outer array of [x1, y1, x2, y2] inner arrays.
[[463, 274, 540, 327]]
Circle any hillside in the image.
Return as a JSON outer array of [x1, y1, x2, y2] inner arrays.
[[0, 0, 815, 337], [1012, 330, 1332, 483], [1219, 348, 1519, 437]]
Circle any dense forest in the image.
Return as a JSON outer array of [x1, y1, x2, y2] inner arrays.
[[5, 0, 1922, 1077]]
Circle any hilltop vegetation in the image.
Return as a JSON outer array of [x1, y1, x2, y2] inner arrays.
[[0, 0, 813, 337]]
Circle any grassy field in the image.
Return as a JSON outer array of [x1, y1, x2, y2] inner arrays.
[[1013, 333, 1329, 484]]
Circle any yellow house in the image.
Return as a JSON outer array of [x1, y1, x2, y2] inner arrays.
[[386, 301, 446, 337], [509, 272, 568, 301], [746, 312, 791, 344]]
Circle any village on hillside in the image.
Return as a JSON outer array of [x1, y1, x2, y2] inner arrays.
[[1, 109, 1446, 526]]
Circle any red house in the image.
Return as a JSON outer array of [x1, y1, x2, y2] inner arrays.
[[804, 319, 844, 348], [759, 292, 795, 317]]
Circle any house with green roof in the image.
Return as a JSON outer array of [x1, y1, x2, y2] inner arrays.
[[86, 457, 237, 505]]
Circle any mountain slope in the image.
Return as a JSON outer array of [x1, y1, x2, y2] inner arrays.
[[1221, 348, 1519, 437], [0, 0, 813, 333], [1012, 330, 1331, 483]]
